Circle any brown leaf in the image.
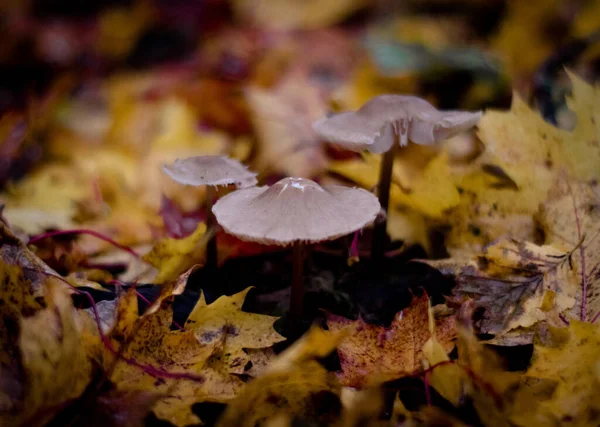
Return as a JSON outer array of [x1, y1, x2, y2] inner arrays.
[[326, 295, 456, 387], [424, 239, 578, 338]]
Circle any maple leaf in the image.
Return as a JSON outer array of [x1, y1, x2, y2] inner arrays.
[[83, 278, 283, 426], [0, 277, 91, 427], [217, 326, 343, 427], [537, 178, 600, 322], [448, 72, 599, 255], [185, 287, 285, 374], [142, 222, 212, 284], [425, 307, 556, 427], [98, 288, 226, 427], [326, 295, 456, 387], [526, 321, 600, 424], [329, 150, 459, 219], [425, 239, 578, 340]]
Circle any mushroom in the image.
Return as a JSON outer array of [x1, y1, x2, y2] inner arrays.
[[312, 94, 481, 259], [162, 155, 258, 270], [212, 177, 380, 321]]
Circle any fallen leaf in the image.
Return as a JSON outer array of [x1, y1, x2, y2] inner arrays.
[[424, 239, 577, 338], [142, 223, 211, 284], [0, 277, 92, 426], [218, 326, 343, 427], [185, 287, 285, 374], [326, 295, 456, 387], [330, 151, 459, 219], [537, 178, 600, 322], [526, 321, 600, 423], [458, 73, 599, 215], [103, 289, 224, 426]]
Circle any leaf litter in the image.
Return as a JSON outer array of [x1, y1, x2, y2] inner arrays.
[[0, 2, 599, 426]]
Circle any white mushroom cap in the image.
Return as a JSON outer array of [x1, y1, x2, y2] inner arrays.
[[212, 177, 380, 246], [162, 155, 258, 188], [312, 95, 482, 153]]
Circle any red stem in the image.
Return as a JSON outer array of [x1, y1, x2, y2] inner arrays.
[[565, 180, 588, 321], [29, 229, 139, 258], [35, 270, 203, 383], [591, 311, 600, 324], [424, 371, 431, 406]]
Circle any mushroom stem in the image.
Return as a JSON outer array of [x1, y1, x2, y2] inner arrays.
[[290, 242, 305, 322], [372, 140, 398, 260], [205, 186, 218, 271]]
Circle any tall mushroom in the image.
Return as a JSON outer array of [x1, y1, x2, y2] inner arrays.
[[162, 155, 258, 270], [312, 95, 481, 259], [212, 177, 380, 322]]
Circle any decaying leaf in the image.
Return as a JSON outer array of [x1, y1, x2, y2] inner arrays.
[[425, 239, 577, 339], [448, 73, 600, 255], [326, 295, 456, 387], [0, 277, 92, 427]]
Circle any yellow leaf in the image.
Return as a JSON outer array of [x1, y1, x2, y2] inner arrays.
[[185, 287, 285, 373], [103, 290, 233, 426], [330, 150, 459, 219], [143, 223, 211, 284], [218, 361, 339, 427], [422, 300, 463, 406], [1, 278, 91, 426], [460, 73, 599, 215], [527, 321, 600, 423]]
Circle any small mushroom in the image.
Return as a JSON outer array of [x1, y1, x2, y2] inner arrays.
[[162, 155, 258, 270], [212, 177, 380, 322], [312, 95, 481, 259]]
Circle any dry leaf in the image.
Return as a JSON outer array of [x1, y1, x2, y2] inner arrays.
[[538, 178, 600, 322], [326, 295, 456, 387], [526, 321, 600, 424], [143, 223, 211, 284], [0, 278, 91, 426], [185, 287, 285, 374], [425, 239, 578, 338]]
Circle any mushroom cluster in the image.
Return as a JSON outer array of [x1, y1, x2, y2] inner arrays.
[[313, 94, 481, 258], [162, 93, 480, 325], [163, 156, 380, 323]]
